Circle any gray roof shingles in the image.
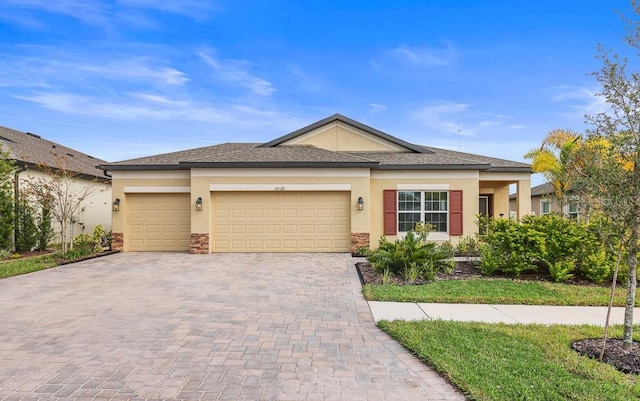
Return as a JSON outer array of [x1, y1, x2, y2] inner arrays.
[[0, 125, 107, 178], [100, 115, 531, 172]]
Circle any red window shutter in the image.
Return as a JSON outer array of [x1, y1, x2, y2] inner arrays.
[[383, 189, 397, 235], [449, 190, 463, 236]]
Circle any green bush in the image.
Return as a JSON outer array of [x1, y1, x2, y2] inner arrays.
[[549, 258, 576, 283], [479, 215, 617, 283], [36, 208, 54, 251], [480, 217, 545, 277], [93, 224, 106, 252], [15, 198, 38, 252], [455, 235, 480, 258], [367, 231, 454, 283], [581, 250, 612, 284], [72, 233, 94, 255]]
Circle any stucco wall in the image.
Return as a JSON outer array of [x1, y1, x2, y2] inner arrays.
[[17, 169, 112, 245]]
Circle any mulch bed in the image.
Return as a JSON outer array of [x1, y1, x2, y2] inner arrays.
[[356, 258, 640, 375], [355, 260, 481, 286], [572, 338, 640, 374]]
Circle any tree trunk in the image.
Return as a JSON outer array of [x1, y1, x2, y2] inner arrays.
[[623, 214, 638, 350]]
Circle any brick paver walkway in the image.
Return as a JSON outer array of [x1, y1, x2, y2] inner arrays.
[[0, 253, 466, 401]]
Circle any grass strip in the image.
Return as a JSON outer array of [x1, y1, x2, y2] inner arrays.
[[379, 320, 640, 401], [0, 254, 59, 279], [363, 278, 634, 306]]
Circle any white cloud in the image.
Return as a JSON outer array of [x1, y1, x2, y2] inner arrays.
[[388, 43, 459, 67], [0, 53, 188, 88], [4, 0, 111, 26], [369, 103, 387, 113], [199, 51, 276, 96], [117, 0, 220, 20], [549, 85, 609, 118]]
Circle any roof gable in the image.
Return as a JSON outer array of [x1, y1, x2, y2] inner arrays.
[[259, 114, 428, 153]]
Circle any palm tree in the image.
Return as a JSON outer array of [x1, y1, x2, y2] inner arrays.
[[524, 129, 581, 209]]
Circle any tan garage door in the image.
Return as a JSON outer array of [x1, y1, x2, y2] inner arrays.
[[212, 191, 350, 252], [127, 193, 191, 251]]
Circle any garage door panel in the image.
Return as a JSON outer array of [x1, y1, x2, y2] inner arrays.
[[127, 193, 191, 252], [212, 191, 350, 252]]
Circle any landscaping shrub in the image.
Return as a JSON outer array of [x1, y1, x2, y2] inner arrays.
[[479, 215, 617, 283], [455, 235, 480, 258], [71, 233, 94, 256], [581, 250, 613, 284], [36, 208, 54, 251], [549, 258, 576, 283], [367, 230, 454, 283], [14, 198, 38, 252], [480, 217, 545, 277]]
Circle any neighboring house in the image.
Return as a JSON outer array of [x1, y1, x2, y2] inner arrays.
[[509, 182, 579, 218], [101, 114, 532, 254], [0, 125, 112, 243]]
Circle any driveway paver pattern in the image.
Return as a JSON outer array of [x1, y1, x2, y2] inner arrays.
[[0, 253, 465, 401]]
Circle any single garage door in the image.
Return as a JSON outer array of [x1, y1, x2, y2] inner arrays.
[[127, 193, 191, 251], [212, 191, 350, 252]]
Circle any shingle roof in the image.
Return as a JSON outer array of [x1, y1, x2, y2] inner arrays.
[[107, 143, 259, 167], [100, 114, 532, 173], [0, 125, 107, 178], [509, 182, 554, 199]]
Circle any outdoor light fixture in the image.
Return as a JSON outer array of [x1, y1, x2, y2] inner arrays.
[[112, 198, 120, 212], [357, 196, 365, 211], [195, 197, 203, 211]]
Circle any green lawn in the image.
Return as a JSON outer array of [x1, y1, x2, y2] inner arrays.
[[379, 320, 640, 401], [0, 254, 59, 279], [363, 278, 634, 306]]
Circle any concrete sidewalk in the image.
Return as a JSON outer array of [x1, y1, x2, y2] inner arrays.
[[369, 301, 640, 325]]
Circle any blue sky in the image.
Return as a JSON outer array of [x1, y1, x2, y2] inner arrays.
[[0, 0, 634, 186]]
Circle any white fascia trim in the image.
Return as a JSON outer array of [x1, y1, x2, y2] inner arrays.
[[192, 168, 370, 177], [113, 171, 190, 179], [397, 184, 450, 190], [210, 184, 351, 192], [124, 186, 191, 193]]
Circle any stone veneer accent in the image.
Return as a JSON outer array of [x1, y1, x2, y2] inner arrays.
[[350, 232, 370, 254], [190, 233, 209, 254], [111, 232, 124, 251]]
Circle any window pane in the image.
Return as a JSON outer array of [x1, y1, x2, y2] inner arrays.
[[425, 212, 447, 232], [398, 212, 421, 232], [399, 191, 421, 211], [425, 191, 448, 211], [542, 201, 551, 214]]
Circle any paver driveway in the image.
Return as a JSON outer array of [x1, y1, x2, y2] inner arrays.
[[0, 253, 465, 401]]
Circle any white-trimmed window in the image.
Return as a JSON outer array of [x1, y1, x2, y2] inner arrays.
[[398, 191, 448, 232], [541, 200, 551, 216], [567, 202, 578, 219]]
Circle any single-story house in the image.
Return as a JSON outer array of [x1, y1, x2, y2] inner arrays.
[[509, 182, 578, 218], [101, 114, 532, 253], [0, 125, 112, 242]]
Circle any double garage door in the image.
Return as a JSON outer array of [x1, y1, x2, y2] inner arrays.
[[212, 191, 350, 252], [126, 191, 351, 252]]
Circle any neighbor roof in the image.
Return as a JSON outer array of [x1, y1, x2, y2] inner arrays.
[[509, 182, 555, 200], [101, 115, 531, 173], [0, 125, 107, 179]]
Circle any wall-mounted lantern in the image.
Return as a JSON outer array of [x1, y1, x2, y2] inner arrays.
[[357, 196, 365, 211], [112, 198, 120, 212], [195, 197, 203, 211]]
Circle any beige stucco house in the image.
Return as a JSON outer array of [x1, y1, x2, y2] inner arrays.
[[509, 182, 579, 219], [0, 125, 112, 244], [101, 114, 532, 253]]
